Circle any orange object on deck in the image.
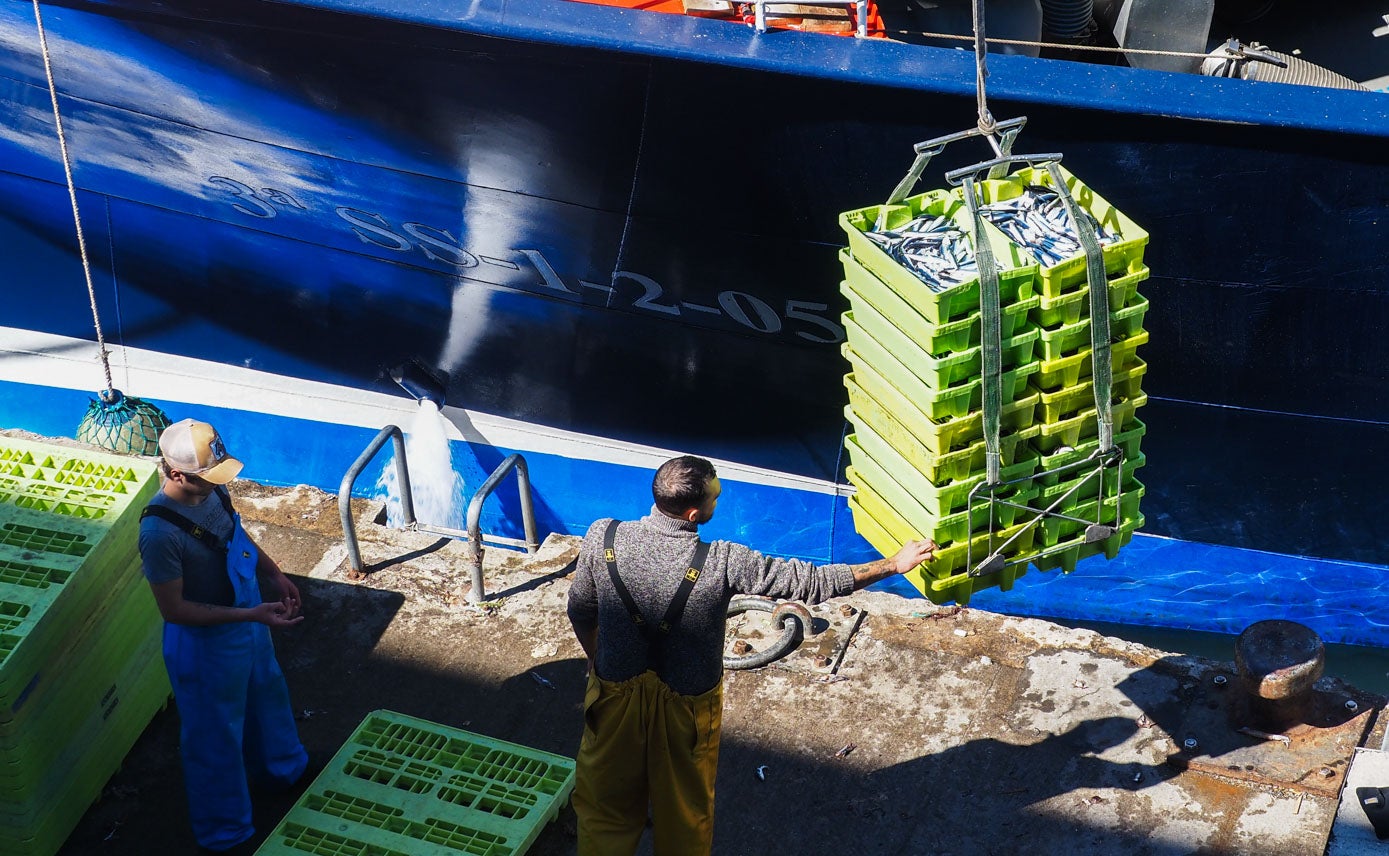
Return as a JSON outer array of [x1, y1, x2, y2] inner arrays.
[[570, 0, 886, 38]]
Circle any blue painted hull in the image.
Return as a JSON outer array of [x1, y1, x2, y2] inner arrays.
[[2, 0, 1388, 641]]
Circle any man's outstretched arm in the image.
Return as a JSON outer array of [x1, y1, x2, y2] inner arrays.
[[848, 539, 937, 590]]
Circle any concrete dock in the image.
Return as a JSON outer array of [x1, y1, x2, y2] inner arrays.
[[55, 479, 1388, 855]]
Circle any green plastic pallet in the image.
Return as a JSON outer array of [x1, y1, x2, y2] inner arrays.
[[0, 438, 157, 689], [0, 583, 159, 765], [0, 547, 147, 681], [0, 644, 169, 856], [967, 164, 1149, 299], [0, 438, 156, 522], [256, 710, 575, 856], [0, 631, 163, 797], [838, 190, 1037, 325]]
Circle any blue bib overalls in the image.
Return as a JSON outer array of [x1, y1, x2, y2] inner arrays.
[[162, 511, 307, 851]]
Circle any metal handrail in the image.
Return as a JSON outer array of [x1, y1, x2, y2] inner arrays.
[[338, 429, 540, 600], [338, 425, 413, 581], [412, 453, 540, 604], [749, 0, 869, 38]]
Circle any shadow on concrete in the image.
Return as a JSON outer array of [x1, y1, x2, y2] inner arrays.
[[488, 559, 577, 602], [62, 584, 1292, 856], [712, 715, 1183, 856], [361, 534, 453, 575]]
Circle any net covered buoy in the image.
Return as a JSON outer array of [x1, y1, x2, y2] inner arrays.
[[75, 389, 171, 456]]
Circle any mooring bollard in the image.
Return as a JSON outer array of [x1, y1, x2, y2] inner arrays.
[[1234, 619, 1325, 732]]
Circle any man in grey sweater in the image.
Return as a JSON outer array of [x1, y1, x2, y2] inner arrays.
[[566, 455, 936, 855]]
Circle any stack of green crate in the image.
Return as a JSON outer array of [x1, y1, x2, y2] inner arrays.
[[0, 436, 168, 856], [256, 709, 576, 856], [968, 165, 1150, 575], [837, 188, 1045, 606]]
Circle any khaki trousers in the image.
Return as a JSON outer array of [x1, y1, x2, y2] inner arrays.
[[573, 670, 723, 856]]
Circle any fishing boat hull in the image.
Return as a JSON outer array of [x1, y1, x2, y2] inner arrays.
[[2, 0, 1387, 642]]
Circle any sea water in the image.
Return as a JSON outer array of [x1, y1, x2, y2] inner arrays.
[[376, 400, 465, 532], [1052, 617, 1389, 699]]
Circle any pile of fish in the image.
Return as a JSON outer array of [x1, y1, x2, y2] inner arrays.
[[980, 185, 1118, 267], [863, 214, 979, 293], [867, 186, 1121, 289]]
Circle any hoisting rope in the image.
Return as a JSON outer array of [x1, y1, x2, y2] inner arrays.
[[32, 1, 170, 454], [32, 0, 109, 396], [969, 0, 995, 135], [1047, 160, 1114, 453], [967, 0, 1001, 484]]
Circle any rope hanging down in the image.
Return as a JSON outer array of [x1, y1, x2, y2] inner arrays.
[[32, 1, 170, 454], [970, 0, 996, 135]]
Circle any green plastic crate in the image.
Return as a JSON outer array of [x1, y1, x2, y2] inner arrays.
[[1034, 393, 1148, 455], [843, 404, 1038, 485], [1036, 309, 1150, 362], [1032, 360, 1148, 424], [1033, 460, 1145, 523], [843, 308, 1038, 391], [1029, 518, 1143, 575], [966, 164, 1149, 299], [1027, 483, 1144, 553], [1033, 329, 1149, 391], [1035, 419, 1147, 486], [843, 370, 1038, 459], [839, 190, 1037, 325], [1032, 270, 1149, 327], [256, 710, 576, 856], [847, 493, 1036, 606], [847, 463, 1039, 548], [840, 333, 1038, 422], [838, 260, 1038, 357], [845, 432, 1039, 518], [1110, 294, 1150, 340]]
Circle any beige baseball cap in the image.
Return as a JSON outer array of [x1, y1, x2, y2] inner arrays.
[[158, 418, 243, 485]]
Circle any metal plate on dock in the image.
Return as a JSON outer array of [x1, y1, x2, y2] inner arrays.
[[1166, 669, 1379, 799]]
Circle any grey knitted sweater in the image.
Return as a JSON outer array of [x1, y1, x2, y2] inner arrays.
[[567, 509, 855, 695]]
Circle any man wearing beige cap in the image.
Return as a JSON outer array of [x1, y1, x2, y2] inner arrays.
[[138, 418, 309, 854]]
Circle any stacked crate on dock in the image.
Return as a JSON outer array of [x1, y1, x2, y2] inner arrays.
[[837, 188, 1043, 606], [968, 165, 1149, 575], [0, 436, 168, 856]]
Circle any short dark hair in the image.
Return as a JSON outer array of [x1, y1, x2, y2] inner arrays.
[[652, 456, 717, 516]]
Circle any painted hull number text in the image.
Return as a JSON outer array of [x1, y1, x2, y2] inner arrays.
[[208, 177, 843, 345]]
